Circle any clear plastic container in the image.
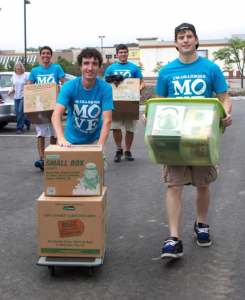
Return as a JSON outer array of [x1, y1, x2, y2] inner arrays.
[[144, 98, 226, 166]]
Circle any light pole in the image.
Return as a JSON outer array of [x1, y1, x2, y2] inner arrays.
[[24, 0, 31, 70], [98, 36, 105, 60]]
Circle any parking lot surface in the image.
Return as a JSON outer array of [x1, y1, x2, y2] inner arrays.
[[1, 102, 245, 300]]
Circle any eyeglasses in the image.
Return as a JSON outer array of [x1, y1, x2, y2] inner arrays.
[[118, 51, 128, 54]]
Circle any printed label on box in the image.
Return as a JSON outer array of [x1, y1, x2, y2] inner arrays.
[[58, 219, 85, 238]]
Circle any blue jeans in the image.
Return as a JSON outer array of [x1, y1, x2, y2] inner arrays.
[[14, 98, 31, 133]]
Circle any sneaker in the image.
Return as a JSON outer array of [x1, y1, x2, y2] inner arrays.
[[161, 237, 183, 259], [16, 130, 23, 134], [35, 159, 44, 171], [114, 149, 123, 162], [26, 124, 31, 131], [194, 222, 212, 247], [124, 151, 134, 161]]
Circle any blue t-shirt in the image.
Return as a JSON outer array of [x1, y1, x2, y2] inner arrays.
[[28, 64, 65, 85], [155, 57, 228, 98], [57, 77, 114, 144], [104, 61, 143, 79]]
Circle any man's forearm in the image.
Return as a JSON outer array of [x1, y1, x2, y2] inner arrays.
[[51, 111, 65, 140], [97, 119, 112, 146]]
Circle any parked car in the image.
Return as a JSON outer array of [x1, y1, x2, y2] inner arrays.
[[0, 72, 76, 128]]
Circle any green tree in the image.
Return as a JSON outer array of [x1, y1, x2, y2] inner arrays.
[[222, 61, 234, 74], [0, 62, 5, 71], [66, 62, 81, 77], [56, 57, 73, 73], [26, 46, 42, 52], [19, 56, 40, 71], [7, 60, 15, 71], [138, 62, 145, 72], [26, 61, 40, 72], [213, 37, 245, 88], [152, 61, 164, 74]]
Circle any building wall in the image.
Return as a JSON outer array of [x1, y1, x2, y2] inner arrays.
[[138, 38, 235, 77]]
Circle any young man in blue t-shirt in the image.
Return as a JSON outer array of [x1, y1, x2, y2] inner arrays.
[[142, 23, 232, 259], [28, 46, 66, 171], [104, 44, 145, 162], [52, 48, 113, 153]]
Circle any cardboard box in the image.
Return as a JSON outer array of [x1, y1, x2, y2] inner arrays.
[[24, 82, 58, 124], [44, 145, 103, 196], [110, 78, 140, 120], [37, 188, 107, 258]]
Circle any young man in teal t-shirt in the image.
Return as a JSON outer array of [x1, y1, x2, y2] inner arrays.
[[142, 23, 232, 259]]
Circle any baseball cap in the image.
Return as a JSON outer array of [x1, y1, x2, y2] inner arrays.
[[175, 23, 199, 49]]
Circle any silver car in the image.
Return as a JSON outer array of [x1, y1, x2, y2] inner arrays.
[[0, 72, 16, 128], [0, 72, 76, 128]]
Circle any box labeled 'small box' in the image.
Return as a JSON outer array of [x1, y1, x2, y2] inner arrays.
[[44, 145, 103, 196], [24, 82, 58, 124], [110, 78, 140, 120], [38, 187, 107, 258]]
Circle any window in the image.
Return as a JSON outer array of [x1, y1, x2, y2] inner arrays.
[[0, 75, 12, 88], [197, 50, 208, 59], [106, 54, 112, 59]]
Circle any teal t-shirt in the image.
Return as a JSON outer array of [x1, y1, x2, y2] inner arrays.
[[57, 77, 114, 144], [155, 56, 228, 98], [28, 64, 65, 85], [104, 61, 143, 78]]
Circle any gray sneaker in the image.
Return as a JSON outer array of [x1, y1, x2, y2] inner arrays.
[[114, 149, 123, 162], [124, 151, 134, 161]]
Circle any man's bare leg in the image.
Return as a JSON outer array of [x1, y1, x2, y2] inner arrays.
[[38, 136, 45, 160], [196, 186, 210, 223], [195, 186, 212, 247], [113, 129, 123, 149], [125, 131, 134, 152], [166, 185, 184, 238], [50, 136, 57, 145]]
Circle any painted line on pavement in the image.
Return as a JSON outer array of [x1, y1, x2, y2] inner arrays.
[[0, 135, 36, 137]]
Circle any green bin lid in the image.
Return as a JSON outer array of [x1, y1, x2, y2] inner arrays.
[[145, 98, 227, 133]]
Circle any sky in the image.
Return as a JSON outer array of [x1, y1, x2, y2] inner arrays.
[[0, 0, 245, 52]]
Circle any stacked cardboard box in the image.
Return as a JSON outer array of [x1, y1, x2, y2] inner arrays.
[[109, 78, 140, 120], [37, 145, 107, 258], [24, 82, 58, 124]]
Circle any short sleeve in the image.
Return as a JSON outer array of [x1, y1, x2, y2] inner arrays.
[[57, 80, 73, 108], [212, 65, 228, 94], [101, 82, 114, 111], [104, 66, 112, 79], [135, 66, 143, 78], [28, 69, 36, 82], [155, 69, 167, 96], [57, 65, 66, 80]]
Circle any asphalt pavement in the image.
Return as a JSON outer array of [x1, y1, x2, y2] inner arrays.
[[1, 100, 245, 300]]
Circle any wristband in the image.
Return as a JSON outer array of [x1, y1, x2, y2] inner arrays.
[[58, 138, 66, 143]]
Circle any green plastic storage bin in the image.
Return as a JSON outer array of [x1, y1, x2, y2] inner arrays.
[[144, 98, 226, 166]]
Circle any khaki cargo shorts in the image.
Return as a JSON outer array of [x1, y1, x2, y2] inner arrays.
[[163, 165, 219, 187], [111, 120, 138, 133]]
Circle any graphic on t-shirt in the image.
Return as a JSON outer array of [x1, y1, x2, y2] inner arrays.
[[152, 105, 185, 136], [37, 74, 56, 84], [73, 163, 100, 195], [73, 99, 101, 134], [172, 75, 207, 97], [113, 70, 132, 77]]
